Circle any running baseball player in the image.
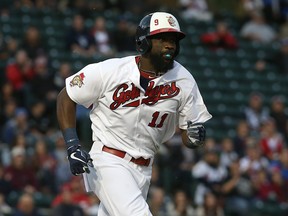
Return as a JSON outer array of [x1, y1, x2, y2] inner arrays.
[[57, 12, 212, 216]]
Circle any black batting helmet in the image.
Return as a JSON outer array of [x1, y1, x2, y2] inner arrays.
[[135, 12, 186, 55]]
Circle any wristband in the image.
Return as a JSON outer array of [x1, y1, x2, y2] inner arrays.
[[63, 128, 80, 148]]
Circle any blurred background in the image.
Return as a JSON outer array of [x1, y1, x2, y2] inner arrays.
[[0, 0, 288, 216]]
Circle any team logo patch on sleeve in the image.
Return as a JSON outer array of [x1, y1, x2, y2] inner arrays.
[[70, 72, 85, 88]]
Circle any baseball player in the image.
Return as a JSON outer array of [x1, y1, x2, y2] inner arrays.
[[57, 12, 212, 216]]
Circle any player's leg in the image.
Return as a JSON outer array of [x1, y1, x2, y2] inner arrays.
[[87, 151, 153, 216]]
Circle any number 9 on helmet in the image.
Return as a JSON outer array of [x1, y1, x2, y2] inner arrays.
[[135, 12, 186, 55]]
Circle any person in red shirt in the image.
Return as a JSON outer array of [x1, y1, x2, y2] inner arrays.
[[5, 49, 35, 106], [52, 176, 90, 210], [253, 169, 287, 203], [259, 118, 284, 160], [5, 49, 35, 91], [4, 147, 38, 192], [200, 21, 238, 50]]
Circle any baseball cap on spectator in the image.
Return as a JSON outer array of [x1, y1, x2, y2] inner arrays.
[[11, 146, 25, 157], [15, 108, 28, 117]]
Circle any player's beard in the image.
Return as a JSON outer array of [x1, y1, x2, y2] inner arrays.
[[149, 51, 174, 73]]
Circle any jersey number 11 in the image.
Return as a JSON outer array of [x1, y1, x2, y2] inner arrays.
[[148, 112, 168, 128]]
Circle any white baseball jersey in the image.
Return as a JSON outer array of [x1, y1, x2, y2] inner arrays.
[[66, 56, 212, 159]]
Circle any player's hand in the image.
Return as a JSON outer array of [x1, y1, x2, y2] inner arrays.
[[67, 145, 93, 176], [186, 121, 206, 149]]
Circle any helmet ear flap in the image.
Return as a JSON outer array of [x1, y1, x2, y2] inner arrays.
[[135, 24, 152, 54], [136, 37, 151, 54]]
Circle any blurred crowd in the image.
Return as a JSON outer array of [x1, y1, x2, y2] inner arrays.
[[0, 0, 288, 216]]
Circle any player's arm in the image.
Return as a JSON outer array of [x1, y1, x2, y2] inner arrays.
[[180, 121, 206, 149], [57, 87, 92, 175], [57, 87, 77, 130]]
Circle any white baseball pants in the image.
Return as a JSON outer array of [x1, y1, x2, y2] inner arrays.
[[83, 143, 153, 216]]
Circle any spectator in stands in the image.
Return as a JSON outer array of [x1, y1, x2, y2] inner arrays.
[[4, 146, 38, 193], [51, 185, 85, 216], [20, 25, 46, 61], [252, 169, 287, 204], [192, 148, 227, 206], [259, 118, 285, 160], [5, 37, 19, 58], [31, 139, 57, 194], [194, 192, 224, 216], [256, 37, 288, 75], [239, 143, 269, 176], [219, 137, 238, 168], [194, 137, 219, 163], [240, 11, 277, 43], [179, 0, 213, 21], [0, 82, 15, 109], [28, 100, 52, 135], [164, 128, 195, 192], [5, 49, 34, 91], [28, 55, 58, 121], [148, 186, 170, 216], [1, 108, 30, 145], [53, 62, 72, 92], [7, 131, 24, 149], [11, 133, 29, 151], [90, 16, 114, 56], [200, 21, 238, 50], [0, 36, 19, 63], [221, 159, 254, 216], [5, 49, 35, 106], [66, 14, 96, 57], [270, 170, 288, 202], [0, 96, 17, 138], [28, 55, 55, 100], [52, 176, 90, 214], [270, 149, 288, 181], [167, 189, 196, 216], [12, 193, 43, 216], [112, 16, 136, 53], [203, 137, 219, 151], [233, 120, 251, 157], [243, 92, 269, 136]]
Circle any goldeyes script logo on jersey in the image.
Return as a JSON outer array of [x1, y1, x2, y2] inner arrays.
[[110, 81, 180, 110]]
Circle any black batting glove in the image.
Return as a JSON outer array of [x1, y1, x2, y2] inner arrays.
[[67, 145, 92, 176], [186, 121, 206, 149]]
